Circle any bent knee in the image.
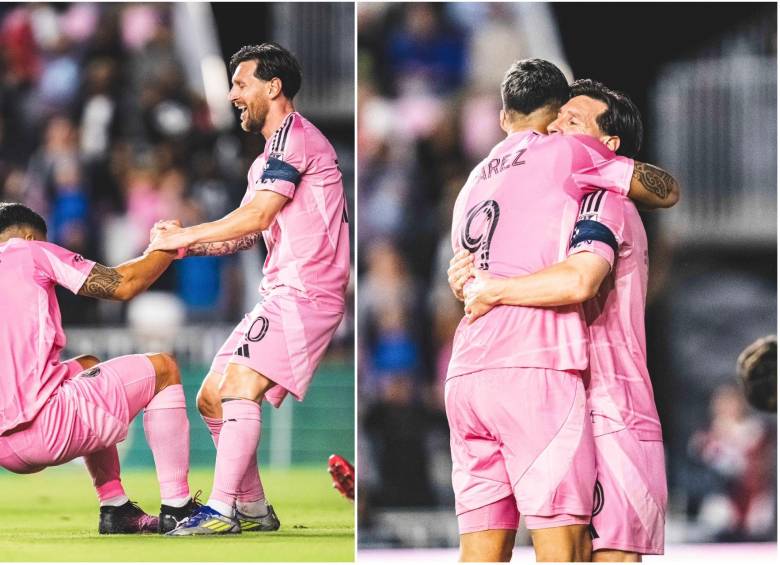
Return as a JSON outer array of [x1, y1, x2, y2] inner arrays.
[[196, 386, 221, 416], [147, 352, 181, 387]]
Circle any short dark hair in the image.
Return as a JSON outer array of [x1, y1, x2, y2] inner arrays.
[[0, 203, 47, 235], [569, 79, 643, 158], [229, 43, 303, 100], [501, 59, 569, 116]]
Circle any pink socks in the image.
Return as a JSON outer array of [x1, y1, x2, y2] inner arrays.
[[84, 446, 126, 505], [202, 412, 265, 504], [208, 399, 262, 512], [143, 384, 190, 503]]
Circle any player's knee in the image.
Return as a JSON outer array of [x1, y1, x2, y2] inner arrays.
[[217, 366, 273, 403], [216, 373, 241, 398], [196, 385, 220, 416], [148, 352, 181, 389]]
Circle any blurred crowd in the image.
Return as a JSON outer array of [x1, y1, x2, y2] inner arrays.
[[0, 3, 246, 324], [0, 3, 354, 355], [356, 2, 776, 546]]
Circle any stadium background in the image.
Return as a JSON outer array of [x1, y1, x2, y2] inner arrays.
[[0, 3, 354, 558], [356, 2, 777, 560]]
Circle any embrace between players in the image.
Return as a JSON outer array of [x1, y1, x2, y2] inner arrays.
[[444, 59, 678, 562], [0, 43, 350, 536]]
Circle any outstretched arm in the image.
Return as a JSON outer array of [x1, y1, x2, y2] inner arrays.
[[184, 233, 262, 257], [78, 250, 175, 301], [147, 190, 287, 253], [628, 162, 680, 209]]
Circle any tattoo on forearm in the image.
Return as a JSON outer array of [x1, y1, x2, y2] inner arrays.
[[633, 162, 675, 199], [185, 233, 261, 257], [79, 263, 123, 299]]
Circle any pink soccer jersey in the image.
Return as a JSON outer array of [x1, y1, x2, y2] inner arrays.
[[242, 112, 350, 308], [447, 131, 634, 378], [0, 239, 95, 435], [569, 190, 663, 440]]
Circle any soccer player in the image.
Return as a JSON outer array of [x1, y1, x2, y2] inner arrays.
[[445, 60, 678, 563], [0, 203, 197, 534], [147, 43, 350, 535], [453, 80, 668, 561]]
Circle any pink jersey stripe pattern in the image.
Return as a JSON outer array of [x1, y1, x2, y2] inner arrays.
[[243, 112, 350, 308], [0, 239, 95, 435], [447, 132, 634, 378]]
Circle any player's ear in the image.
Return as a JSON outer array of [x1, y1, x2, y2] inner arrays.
[[268, 77, 283, 100], [499, 109, 508, 134], [603, 135, 620, 153]]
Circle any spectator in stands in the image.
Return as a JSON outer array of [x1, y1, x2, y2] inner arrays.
[[688, 383, 776, 541]]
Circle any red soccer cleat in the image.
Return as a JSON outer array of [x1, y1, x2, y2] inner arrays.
[[328, 454, 355, 501]]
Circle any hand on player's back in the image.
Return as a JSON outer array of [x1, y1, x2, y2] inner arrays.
[[447, 249, 475, 301], [464, 270, 502, 323]]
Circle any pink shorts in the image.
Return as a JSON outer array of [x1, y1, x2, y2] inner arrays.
[[0, 355, 155, 474], [458, 496, 589, 533], [445, 368, 596, 533], [210, 293, 343, 408], [591, 427, 667, 555]]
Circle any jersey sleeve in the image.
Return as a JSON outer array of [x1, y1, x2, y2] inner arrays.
[[31, 241, 96, 294], [567, 189, 628, 269], [259, 114, 307, 199], [572, 155, 634, 197], [563, 134, 634, 197]]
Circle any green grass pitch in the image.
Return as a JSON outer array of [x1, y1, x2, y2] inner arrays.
[[0, 466, 354, 562]]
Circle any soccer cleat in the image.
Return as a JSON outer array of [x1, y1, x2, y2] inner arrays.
[[328, 454, 355, 501], [166, 505, 241, 536], [99, 501, 159, 534], [158, 491, 204, 534], [236, 504, 280, 532]]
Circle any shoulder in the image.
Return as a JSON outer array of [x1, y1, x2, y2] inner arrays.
[[28, 240, 85, 264], [561, 134, 615, 161], [271, 113, 309, 152], [296, 113, 335, 153], [7, 240, 72, 271], [0, 238, 31, 262]]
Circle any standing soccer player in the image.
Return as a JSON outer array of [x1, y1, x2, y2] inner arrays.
[[0, 203, 196, 534], [147, 43, 350, 535], [446, 60, 638, 562], [445, 59, 679, 562], [458, 81, 669, 561]]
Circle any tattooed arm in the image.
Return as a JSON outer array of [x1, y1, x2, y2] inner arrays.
[[627, 162, 680, 209], [147, 190, 288, 254], [78, 251, 175, 301], [184, 233, 261, 257]]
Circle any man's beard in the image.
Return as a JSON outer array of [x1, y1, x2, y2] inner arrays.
[[243, 115, 264, 134]]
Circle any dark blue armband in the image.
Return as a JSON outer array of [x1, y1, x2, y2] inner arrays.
[[261, 158, 301, 185], [569, 219, 618, 255]]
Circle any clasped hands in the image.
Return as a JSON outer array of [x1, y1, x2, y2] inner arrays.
[[145, 219, 191, 255]]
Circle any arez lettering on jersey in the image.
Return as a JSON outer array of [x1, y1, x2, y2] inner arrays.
[[477, 148, 527, 180]]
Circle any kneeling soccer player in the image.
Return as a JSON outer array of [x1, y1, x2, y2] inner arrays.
[[0, 203, 197, 534]]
